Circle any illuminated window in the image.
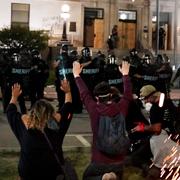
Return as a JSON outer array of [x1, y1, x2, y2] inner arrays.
[[11, 3, 30, 28], [119, 10, 137, 22]]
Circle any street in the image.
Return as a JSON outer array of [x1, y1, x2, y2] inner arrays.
[[0, 85, 179, 152]]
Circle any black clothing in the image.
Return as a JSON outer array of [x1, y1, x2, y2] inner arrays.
[[107, 36, 114, 50], [55, 52, 82, 113], [104, 64, 123, 93], [6, 102, 73, 180], [162, 98, 179, 133], [126, 100, 150, 145], [3, 61, 30, 114], [29, 57, 49, 107], [81, 61, 100, 93], [126, 102, 164, 169], [83, 162, 123, 180]]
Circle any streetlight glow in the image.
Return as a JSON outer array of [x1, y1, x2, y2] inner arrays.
[[60, 12, 70, 20], [61, 4, 70, 13]]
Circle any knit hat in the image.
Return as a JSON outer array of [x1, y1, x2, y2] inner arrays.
[[140, 85, 160, 99]]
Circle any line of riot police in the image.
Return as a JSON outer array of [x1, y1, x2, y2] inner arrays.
[[53, 46, 174, 113], [1, 40, 174, 116], [53, 45, 124, 113], [127, 48, 173, 97], [0, 40, 49, 113], [53, 45, 179, 144]]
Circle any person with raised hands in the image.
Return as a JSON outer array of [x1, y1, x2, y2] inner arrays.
[[6, 80, 78, 180], [73, 60, 132, 180]]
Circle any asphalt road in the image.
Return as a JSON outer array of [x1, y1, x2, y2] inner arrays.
[[0, 85, 179, 152]]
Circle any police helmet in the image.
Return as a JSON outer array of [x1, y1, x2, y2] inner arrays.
[[31, 49, 40, 58], [69, 50, 78, 61], [143, 54, 151, 64], [130, 48, 138, 56], [11, 53, 20, 63], [122, 56, 130, 62], [156, 54, 164, 64], [61, 44, 68, 52], [81, 47, 91, 58]]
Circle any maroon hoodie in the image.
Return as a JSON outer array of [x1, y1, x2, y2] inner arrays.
[[75, 75, 133, 164]]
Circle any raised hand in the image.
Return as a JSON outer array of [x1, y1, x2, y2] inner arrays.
[[119, 61, 130, 76], [12, 83, 22, 98], [73, 61, 83, 78], [60, 79, 71, 93]]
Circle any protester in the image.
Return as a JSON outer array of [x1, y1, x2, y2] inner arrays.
[[6, 80, 77, 180], [111, 25, 119, 48], [128, 84, 179, 179], [73, 60, 132, 180], [107, 35, 115, 54]]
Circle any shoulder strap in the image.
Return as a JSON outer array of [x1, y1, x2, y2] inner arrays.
[[43, 132, 65, 175]]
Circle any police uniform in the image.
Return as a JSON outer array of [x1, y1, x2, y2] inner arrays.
[[56, 47, 83, 113], [3, 53, 30, 114], [104, 55, 123, 93], [29, 51, 49, 107], [0, 51, 12, 112], [80, 47, 100, 93]]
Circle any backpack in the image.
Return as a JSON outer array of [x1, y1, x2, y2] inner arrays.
[[96, 113, 130, 156]]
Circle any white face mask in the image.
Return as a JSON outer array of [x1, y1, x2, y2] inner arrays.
[[145, 102, 152, 112]]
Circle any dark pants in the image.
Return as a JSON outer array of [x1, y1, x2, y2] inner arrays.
[[125, 138, 152, 169], [29, 80, 45, 107], [83, 162, 123, 180]]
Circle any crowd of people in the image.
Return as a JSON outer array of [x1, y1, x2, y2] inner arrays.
[[0, 47, 49, 114], [1, 40, 180, 180]]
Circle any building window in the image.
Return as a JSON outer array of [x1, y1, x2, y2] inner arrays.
[[118, 10, 137, 22], [85, 8, 104, 19], [11, 3, 30, 28]]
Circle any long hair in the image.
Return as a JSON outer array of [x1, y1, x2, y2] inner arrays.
[[28, 99, 55, 131]]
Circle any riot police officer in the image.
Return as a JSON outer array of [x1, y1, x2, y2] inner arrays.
[[0, 47, 12, 112], [54, 44, 70, 109], [79, 47, 100, 93], [92, 51, 106, 85], [54, 45, 82, 113], [69, 49, 83, 113], [3, 52, 30, 114], [155, 54, 173, 95], [29, 49, 49, 108], [103, 54, 123, 93]]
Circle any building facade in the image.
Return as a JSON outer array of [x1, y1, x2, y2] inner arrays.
[[0, 0, 179, 66]]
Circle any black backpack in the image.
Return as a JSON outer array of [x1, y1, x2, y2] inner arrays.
[[96, 113, 130, 156]]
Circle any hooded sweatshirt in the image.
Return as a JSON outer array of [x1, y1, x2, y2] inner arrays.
[[75, 75, 132, 164]]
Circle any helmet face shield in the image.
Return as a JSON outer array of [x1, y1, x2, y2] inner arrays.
[[61, 44, 68, 52], [12, 53, 20, 63], [31, 50, 40, 58], [82, 47, 90, 58], [130, 48, 137, 56]]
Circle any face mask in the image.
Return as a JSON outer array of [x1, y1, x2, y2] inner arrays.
[[145, 102, 152, 112]]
